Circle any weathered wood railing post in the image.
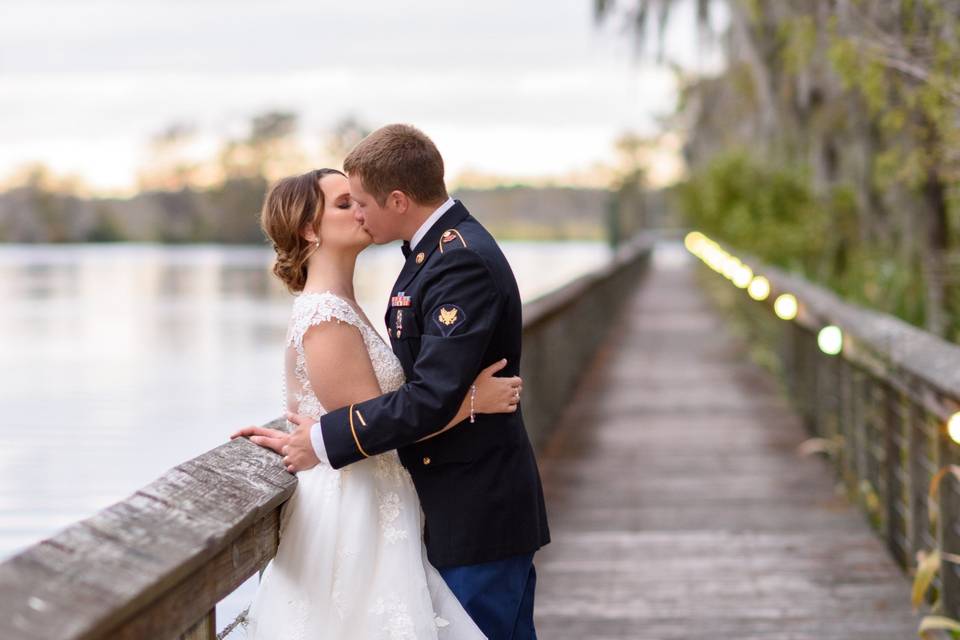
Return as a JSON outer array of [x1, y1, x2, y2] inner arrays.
[[180, 609, 215, 640], [882, 379, 907, 567], [907, 398, 932, 562], [520, 234, 654, 449], [938, 436, 960, 620]]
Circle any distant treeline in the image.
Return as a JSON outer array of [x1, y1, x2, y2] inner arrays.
[[0, 179, 610, 244], [0, 109, 620, 244]]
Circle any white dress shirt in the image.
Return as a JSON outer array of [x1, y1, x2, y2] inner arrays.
[[309, 196, 456, 464], [410, 196, 455, 250]]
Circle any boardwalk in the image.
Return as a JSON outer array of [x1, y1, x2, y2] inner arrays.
[[533, 243, 920, 639]]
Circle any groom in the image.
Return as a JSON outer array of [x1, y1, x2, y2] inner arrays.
[[283, 123, 550, 639]]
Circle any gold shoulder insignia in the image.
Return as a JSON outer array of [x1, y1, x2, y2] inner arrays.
[[438, 229, 468, 253]]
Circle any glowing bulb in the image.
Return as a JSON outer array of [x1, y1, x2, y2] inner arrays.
[[707, 249, 724, 272], [774, 294, 798, 320], [748, 276, 771, 301], [684, 231, 705, 254], [817, 325, 843, 355], [732, 264, 754, 289], [704, 245, 725, 272], [949, 413, 960, 445], [723, 257, 741, 280]]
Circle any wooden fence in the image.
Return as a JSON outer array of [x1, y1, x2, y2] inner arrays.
[[690, 234, 960, 620]]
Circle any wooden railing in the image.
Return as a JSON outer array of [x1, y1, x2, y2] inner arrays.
[[0, 414, 295, 640], [520, 234, 653, 448], [688, 232, 960, 620], [0, 234, 654, 640]]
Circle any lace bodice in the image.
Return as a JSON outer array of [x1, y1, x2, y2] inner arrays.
[[284, 291, 406, 421]]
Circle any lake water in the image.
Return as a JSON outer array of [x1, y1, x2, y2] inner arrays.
[[0, 240, 611, 633]]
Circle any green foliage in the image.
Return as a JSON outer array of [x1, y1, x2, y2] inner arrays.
[[780, 15, 816, 75], [674, 151, 826, 274], [675, 151, 929, 328]]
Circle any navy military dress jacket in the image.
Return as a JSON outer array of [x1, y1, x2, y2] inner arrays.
[[318, 200, 550, 568]]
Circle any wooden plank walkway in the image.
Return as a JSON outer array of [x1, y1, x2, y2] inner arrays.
[[533, 243, 920, 639]]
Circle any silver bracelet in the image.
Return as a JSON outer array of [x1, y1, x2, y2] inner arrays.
[[469, 384, 477, 423]]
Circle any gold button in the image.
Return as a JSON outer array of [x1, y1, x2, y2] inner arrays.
[[422, 456, 431, 465], [416, 252, 425, 264]]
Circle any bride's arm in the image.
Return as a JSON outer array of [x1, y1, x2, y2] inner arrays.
[[302, 321, 383, 411], [229, 319, 378, 459], [302, 322, 522, 443]]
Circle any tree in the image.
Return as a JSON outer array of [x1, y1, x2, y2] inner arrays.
[[137, 122, 201, 191], [324, 115, 371, 164], [597, 0, 960, 340], [218, 110, 305, 182]]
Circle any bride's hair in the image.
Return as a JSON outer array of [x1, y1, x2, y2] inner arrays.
[[260, 168, 345, 293]]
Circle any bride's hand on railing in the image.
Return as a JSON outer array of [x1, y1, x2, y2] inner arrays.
[[471, 358, 523, 414], [229, 425, 288, 454]]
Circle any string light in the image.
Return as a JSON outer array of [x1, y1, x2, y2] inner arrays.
[[774, 294, 798, 320], [732, 264, 754, 289], [685, 233, 798, 323], [748, 276, 771, 301], [684, 231, 706, 254], [817, 325, 843, 355], [949, 413, 960, 445]]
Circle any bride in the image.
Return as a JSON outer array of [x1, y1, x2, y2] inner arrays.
[[229, 168, 522, 639]]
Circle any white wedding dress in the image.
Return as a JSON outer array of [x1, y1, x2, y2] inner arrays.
[[243, 291, 485, 640]]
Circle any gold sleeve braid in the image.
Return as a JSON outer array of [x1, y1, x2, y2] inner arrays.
[[348, 404, 371, 458]]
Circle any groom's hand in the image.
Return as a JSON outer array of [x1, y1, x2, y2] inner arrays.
[[283, 412, 320, 473]]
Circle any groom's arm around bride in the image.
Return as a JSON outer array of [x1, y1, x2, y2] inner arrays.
[[321, 243, 506, 463]]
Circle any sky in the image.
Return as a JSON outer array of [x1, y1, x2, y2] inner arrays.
[[0, 0, 722, 194]]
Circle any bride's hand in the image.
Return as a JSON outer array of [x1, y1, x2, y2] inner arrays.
[[470, 358, 522, 415], [230, 425, 289, 454]]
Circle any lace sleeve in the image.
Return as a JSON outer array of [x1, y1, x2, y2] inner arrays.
[[288, 292, 363, 350]]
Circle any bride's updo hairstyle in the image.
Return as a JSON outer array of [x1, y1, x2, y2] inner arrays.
[[260, 168, 345, 293]]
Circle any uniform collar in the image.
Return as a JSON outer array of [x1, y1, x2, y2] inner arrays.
[[410, 196, 455, 250], [393, 200, 470, 292]]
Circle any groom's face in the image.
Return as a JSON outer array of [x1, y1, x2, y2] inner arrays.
[[349, 173, 401, 244]]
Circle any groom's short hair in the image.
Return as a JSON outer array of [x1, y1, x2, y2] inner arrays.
[[344, 124, 448, 206]]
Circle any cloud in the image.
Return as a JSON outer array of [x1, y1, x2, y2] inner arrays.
[[1, 0, 688, 190]]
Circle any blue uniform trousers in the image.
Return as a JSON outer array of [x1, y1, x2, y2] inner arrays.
[[438, 552, 537, 640]]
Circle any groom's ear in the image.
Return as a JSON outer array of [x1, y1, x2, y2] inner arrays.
[[387, 190, 409, 214]]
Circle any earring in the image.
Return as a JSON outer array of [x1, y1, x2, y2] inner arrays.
[[314, 239, 320, 248]]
